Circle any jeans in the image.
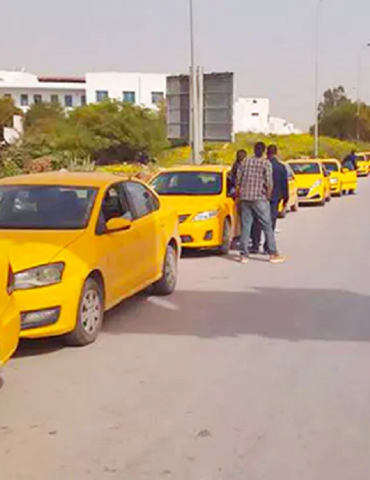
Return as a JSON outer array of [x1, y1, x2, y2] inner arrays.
[[239, 199, 278, 256], [251, 199, 280, 253]]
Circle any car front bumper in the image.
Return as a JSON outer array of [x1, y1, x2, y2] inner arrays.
[[17, 277, 84, 339], [179, 217, 224, 248]]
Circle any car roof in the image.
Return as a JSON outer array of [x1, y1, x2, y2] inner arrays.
[[0, 171, 130, 188], [320, 158, 340, 163], [158, 165, 230, 173], [287, 159, 321, 163]]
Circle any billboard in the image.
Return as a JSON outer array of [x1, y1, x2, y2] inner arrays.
[[166, 72, 234, 143]]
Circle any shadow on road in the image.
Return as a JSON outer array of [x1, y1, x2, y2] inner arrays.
[[14, 286, 370, 357], [14, 338, 64, 358], [103, 287, 370, 343]]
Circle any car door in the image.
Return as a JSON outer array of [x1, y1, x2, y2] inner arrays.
[[97, 183, 142, 305], [123, 181, 161, 282], [0, 257, 20, 366]]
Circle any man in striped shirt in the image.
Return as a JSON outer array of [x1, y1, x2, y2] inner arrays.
[[236, 142, 285, 264]]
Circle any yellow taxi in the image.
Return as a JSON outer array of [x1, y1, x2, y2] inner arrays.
[[0, 254, 20, 366], [286, 159, 331, 205], [150, 166, 236, 254], [278, 163, 299, 218], [0, 172, 180, 346], [322, 159, 358, 196], [356, 152, 370, 177]]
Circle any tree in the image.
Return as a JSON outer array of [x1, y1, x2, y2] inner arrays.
[[0, 96, 21, 129], [312, 85, 370, 142], [318, 86, 348, 119], [24, 102, 65, 135]]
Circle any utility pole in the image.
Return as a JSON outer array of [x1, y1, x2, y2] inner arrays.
[[356, 43, 370, 142], [189, 0, 202, 164], [313, 0, 324, 158]]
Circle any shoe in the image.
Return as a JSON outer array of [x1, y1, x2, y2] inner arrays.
[[270, 254, 285, 264], [239, 255, 249, 264]]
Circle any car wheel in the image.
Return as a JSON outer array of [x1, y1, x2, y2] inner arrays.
[[64, 278, 104, 347], [326, 192, 331, 202], [153, 244, 178, 296], [349, 189, 356, 195], [218, 218, 232, 255]]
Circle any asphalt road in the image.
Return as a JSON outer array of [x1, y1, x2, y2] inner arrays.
[[1, 180, 370, 480]]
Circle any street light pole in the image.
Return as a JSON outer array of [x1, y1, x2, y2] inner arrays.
[[356, 43, 370, 142], [314, 0, 324, 158], [189, 0, 201, 164]]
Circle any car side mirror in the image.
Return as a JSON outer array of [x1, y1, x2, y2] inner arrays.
[[342, 168, 349, 173], [105, 217, 132, 233]]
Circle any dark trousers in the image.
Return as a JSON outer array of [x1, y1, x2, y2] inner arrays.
[[251, 199, 280, 253], [240, 199, 278, 256]]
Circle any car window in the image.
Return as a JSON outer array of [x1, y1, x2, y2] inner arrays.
[[151, 171, 223, 195], [289, 163, 321, 174], [125, 182, 159, 219], [101, 184, 132, 223], [0, 185, 97, 230], [323, 162, 339, 172]]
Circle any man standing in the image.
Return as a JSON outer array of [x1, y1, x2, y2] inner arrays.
[[230, 149, 247, 192], [342, 150, 357, 171], [251, 144, 289, 253], [236, 142, 285, 264]]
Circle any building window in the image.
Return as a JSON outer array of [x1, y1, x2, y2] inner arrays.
[[65, 95, 73, 108], [123, 91, 136, 104], [151, 91, 164, 105], [252, 113, 259, 116], [81, 95, 86, 106], [4, 93, 12, 99], [20, 94, 29, 107], [34, 94, 42, 104], [96, 90, 108, 102], [50, 94, 59, 104]]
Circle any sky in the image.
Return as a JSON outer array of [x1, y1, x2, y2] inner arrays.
[[1, 0, 370, 130]]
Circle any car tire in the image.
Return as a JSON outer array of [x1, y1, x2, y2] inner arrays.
[[349, 189, 356, 195], [218, 218, 232, 255], [64, 278, 104, 347], [153, 244, 178, 296]]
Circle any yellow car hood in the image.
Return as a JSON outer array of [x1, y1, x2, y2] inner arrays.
[[159, 195, 220, 215], [295, 174, 323, 189], [0, 230, 85, 272]]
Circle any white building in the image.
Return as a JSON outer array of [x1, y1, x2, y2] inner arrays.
[[0, 70, 167, 112], [234, 97, 301, 135], [0, 70, 86, 111], [234, 97, 270, 134], [85, 72, 167, 108]]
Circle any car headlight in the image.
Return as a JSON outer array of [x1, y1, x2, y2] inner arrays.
[[192, 210, 219, 222], [13, 263, 65, 290], [330, 178, 339, 184], [310, 180, 322, 190]]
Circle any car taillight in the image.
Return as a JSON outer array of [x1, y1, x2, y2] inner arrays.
[[7, 264, 14, 295]]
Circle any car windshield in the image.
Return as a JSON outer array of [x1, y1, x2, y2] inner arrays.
[[0, 185, 97, 230], [151, 171, 223, 195], [356, 155, 366, 162], [323, 162, 339, 172], [289, 163, 321, 174]]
